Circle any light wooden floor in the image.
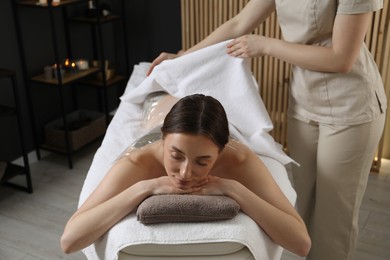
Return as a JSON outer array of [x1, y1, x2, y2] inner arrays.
[[1, 139, 389, 260]]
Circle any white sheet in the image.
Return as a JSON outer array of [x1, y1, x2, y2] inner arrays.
[[79, 41, 296, 260]]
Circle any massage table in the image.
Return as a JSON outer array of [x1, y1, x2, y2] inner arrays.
[[79, 41, 297, 260]]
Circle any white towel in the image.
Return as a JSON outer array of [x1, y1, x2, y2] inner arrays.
[[121, 40, 293, 165], [79, 41, 296, 260]]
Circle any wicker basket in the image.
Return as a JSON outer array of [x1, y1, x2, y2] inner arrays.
[[44, 110, 106, 151]]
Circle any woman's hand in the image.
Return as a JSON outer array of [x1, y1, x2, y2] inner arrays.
[[151, 176, 233, 196], [151, 176, 209, 195], [192, 176, 232, 196], [146, 52, 180, 76], [227, 35, 267, 58]]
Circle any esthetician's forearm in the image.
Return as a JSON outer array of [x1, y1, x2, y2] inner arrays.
[[264, 13, 371, 73], [184, 0, 275, 55]]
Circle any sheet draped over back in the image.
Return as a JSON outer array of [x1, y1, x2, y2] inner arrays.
[[79, 41, 295, 260]]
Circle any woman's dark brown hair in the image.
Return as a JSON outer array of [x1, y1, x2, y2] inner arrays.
[[161, 94, 229, 151]]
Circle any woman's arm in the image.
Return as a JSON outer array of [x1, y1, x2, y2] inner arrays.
[[226, 178, 311, 256], [60, 157, 205, 254], [228, 12, 372, 73], [146, 0, 275, 75], [198, 151, 311, 256], [182, 0, 275, 54], [60, 159, 152, 253]]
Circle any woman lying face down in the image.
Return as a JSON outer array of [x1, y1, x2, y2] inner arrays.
[[160, 94, 227, 192], [60, 94, 311, 257]]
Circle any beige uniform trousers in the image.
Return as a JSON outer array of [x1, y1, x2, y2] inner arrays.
[[287, 112, 386, 260]]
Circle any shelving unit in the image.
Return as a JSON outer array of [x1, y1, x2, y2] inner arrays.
[[0, 69, 33, 193], [31, 67, 99, 85], [12, 0, 129, 169], [68, 0, 130, 124]]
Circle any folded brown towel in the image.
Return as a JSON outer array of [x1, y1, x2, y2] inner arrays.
[[136, 194, 240, 224]]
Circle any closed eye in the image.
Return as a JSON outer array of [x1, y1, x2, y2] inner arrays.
[[171, 153, 184, 161], [197, 160, 209, 167]]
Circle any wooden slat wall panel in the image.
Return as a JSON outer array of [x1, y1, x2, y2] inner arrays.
[[180, 0, 390, 170], [372, 0, 390, 171]]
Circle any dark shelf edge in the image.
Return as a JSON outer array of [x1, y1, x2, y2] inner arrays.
[[79, 74, 127, 87], [69, 14, 121, 24], [30, 68, 99, 86], [40, 134, 105, 154], [17, 0, 87, 8]]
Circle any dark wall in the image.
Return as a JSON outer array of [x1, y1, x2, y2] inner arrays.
[[0, 0, 181, 161]]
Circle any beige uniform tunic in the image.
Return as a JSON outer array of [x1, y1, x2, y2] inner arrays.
[[273, 0, 387, 125]]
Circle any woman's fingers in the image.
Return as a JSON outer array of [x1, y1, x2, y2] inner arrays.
[[146, 52, 179, 76], [153, 176, 209, 195], [227, 35, 264, 58], [227, 39, 246, 57], [191, 176, 227, 195], [146, 53, 164, 76]]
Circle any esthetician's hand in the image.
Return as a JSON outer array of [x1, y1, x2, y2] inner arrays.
[[227, 35, 267, 58], [146, 52, 180, 76]]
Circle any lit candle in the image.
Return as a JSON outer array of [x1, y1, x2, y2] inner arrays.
[[64, 59, 70, 68]]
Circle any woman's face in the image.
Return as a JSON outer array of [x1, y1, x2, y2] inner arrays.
[[163, 133, 220, 189]]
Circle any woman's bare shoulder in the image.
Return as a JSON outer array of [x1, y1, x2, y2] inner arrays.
[[118, 141, 165, 177], [212, 139, 252, 175], [213, 140, 275, 195], [224, 139, 253, 159]]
